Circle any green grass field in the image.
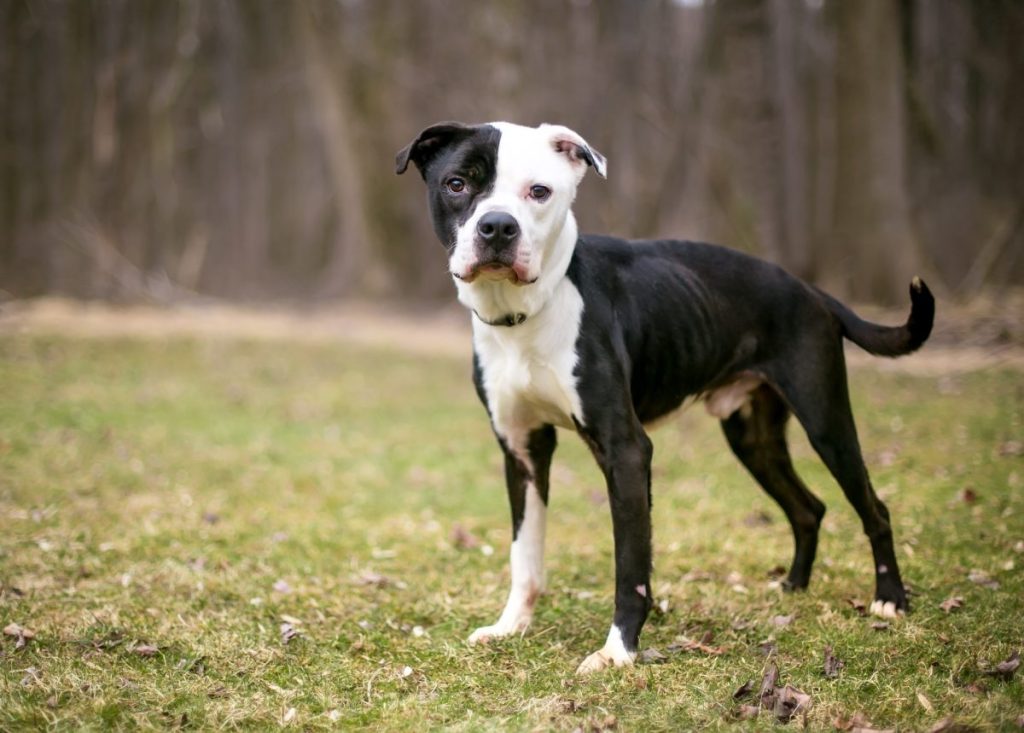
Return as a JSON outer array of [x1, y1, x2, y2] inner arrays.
[[1, 332, 1021, 730]]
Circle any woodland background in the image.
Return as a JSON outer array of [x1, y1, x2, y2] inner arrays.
[[2, 0, 1023, 306]]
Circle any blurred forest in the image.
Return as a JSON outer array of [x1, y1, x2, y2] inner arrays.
[[2, 0, 1023, 305]]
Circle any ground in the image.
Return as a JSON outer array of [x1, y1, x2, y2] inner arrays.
[[0, 299, 1022, 730]]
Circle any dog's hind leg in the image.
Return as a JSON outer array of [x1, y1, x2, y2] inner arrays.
[[720, 385, 826, 591], [468, 424, 557, 644], [773, 353, 908, 618]]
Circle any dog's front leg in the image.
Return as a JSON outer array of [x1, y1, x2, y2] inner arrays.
[[576, 425, 654, 674], [469, 426, 556, 644]]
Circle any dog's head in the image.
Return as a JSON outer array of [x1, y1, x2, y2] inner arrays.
[[396, 122, 606, 287]]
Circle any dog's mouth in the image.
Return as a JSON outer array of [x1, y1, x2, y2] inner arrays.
[[454, 262, 537, 285]]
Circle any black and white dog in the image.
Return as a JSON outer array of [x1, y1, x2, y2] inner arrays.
[[396, 121, 934, 673]]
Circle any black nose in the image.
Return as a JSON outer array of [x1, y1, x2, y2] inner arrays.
[[476, 212, 520, 246]]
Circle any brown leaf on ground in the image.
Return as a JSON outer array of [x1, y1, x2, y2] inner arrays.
[[981, 650, 1020, 681], [958, 487, 977, 504], [967, 569, 1000, 589], [767, 565, 787, 579], [998, 440, 1023, 457], [280, 622, 301, 645], [928, 719, 979, 733], [666, 636, 726, 656], [450, 523, 480, 549], [3, 622, 36, 650], [846, 598, 868, 616], [637, 647, 667, 665], [916, 691, 934, 712], [759, 663, 780, 706], [940, 596, 965, 613], [732, 679, 754, 701], [772, 614, 794, 628], [824, 645, 844, 678], [133, 644, 158, 657], [735, 704, 760, 720], [870, 621, 890, 631], [773, 684, 811, 724]]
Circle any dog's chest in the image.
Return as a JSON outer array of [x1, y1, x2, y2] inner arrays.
[[474, 282, 585, 438]]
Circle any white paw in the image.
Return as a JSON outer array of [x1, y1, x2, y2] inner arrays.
[[869, 600, 904, 619], [467, 621, 524, 645], [575, 625, 636, 674]]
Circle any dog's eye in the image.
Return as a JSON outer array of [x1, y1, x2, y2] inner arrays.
[[529, 184, 551, 202], [446, 177, 467, 194]]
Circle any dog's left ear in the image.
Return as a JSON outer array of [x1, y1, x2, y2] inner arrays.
[[396, 122, 473, 179], [543, 124, 608, 179]]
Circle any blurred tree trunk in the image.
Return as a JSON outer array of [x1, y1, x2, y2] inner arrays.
[[832, 0, 919, 303]]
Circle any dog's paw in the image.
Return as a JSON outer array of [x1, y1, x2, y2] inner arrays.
[[575, 626, 637, 674], [467, 622, 522, 645], [869, 599, 905, 619], [575, 647, 635, 675]]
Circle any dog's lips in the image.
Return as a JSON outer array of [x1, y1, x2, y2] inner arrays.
[[455, 261, 536, 285]]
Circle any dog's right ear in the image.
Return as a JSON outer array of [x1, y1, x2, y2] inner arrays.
[[395, 122, 473, 178]]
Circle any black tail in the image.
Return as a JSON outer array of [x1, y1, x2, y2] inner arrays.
[[821, 278, 935, 357]]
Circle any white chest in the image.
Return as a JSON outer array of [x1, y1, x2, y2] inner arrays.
[[474, 281, 585, 442]]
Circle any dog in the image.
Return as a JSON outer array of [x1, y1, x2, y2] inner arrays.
[[396, 121, 934, 673]]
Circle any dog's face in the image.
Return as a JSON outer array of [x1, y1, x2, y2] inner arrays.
[[396, 122, 606, 286]]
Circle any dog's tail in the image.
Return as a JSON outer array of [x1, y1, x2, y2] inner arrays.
[[821, 277, 935, 358]]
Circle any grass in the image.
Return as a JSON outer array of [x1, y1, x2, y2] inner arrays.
[[0, 331, 1022, 730]]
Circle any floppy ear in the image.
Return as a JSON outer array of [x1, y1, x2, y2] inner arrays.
[[543, 124, 608, 179], [395, 122, 473, 178]]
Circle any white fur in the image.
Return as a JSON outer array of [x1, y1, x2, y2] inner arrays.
[[468, 479, 547, 643], [451, 122, 590, 318], [576, 625, 636, 674], [460, 123, 596, 645]]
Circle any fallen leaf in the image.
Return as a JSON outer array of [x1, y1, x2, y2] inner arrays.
[[450, 523, 480, 549], [916, 691, 934, 712], [998, 440, 1023, 457], [134, 644, 159, 657], [824, 645, 844, 678], [981, 650, 1020, 681], [767, 565, 787, 579], [735, 704, 760, 720], [928, 719, 978, 733], [846, 598, 868, 616], [759, 662, 780, 706], [280, 623, 301, 645], [939, 596, 964, 613], [773, 684, 811, 724], [967, 569, 999, 590], [666, 636, 726, 656], [958, 487, 977, 504], [637, 647, 668, 665], [3, 623, 36, 649], [757, 640, 778, 656], [732, 679, 754, 701], [831, 711, 876, 731], [282, 707, 297, 724], [870, 621, 889, 632], [279, 614, 303, 625], [772, 614, 794, 628]]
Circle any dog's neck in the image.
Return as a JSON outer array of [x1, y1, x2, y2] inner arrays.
[[455, 213, 579, 327]]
